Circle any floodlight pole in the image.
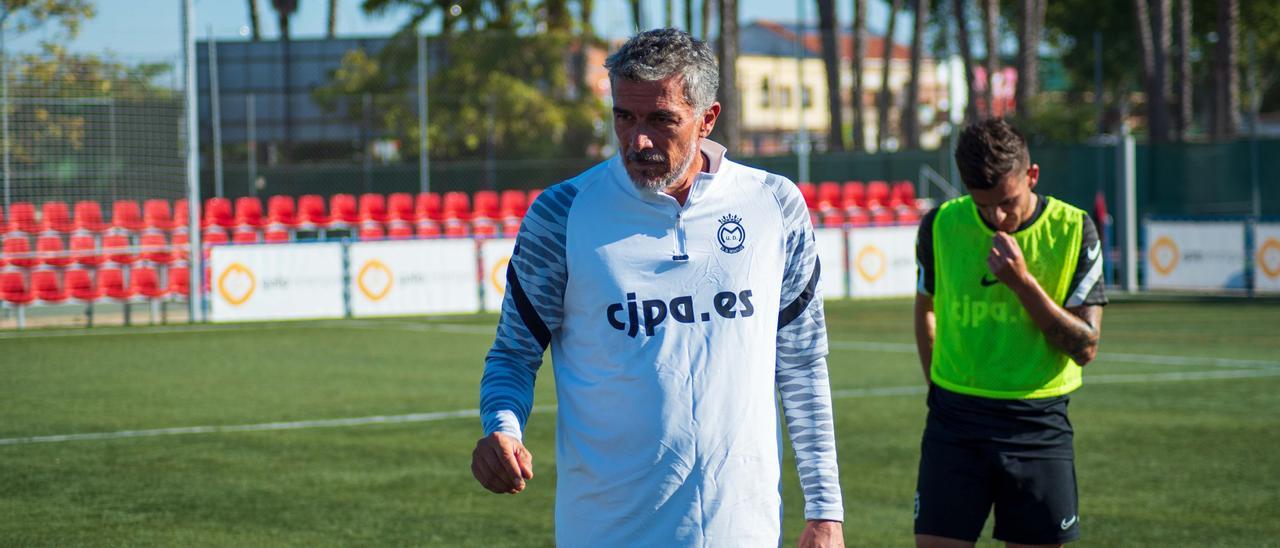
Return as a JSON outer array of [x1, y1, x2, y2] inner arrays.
[[183, 0, 205, 322], [417, 32, 430, 194], [1117, 130, 1137, 293], [1, 11, 10, 208], [208, 29, 224, 198]]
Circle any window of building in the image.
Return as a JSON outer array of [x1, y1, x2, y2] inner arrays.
[[801, 86, 812, 109], [780, 86, 792, 108], [760, 77, 771, 109]]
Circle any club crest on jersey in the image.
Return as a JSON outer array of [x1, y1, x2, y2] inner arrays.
[[717, 214, 746, 254]]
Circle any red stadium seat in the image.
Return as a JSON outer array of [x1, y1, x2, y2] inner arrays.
[[443, 219, 470, 238], [103, 234, 137, 265], [896, 208, 921, 224], [866, 181, 891, 209], [443, 192, 471, 221], [473, 220, 499, 239], [9, 202, 42, 234], [415, 192, 442, 221], [36, 234, 71, 267], [264, 226, 290, 243], [821, 210, 845, 228], [32, 269, 67, 304], [131, 267, 167, 299], [73, 200, 108, 233], [267, 195, 297, 227], [98, 267, 133, 301], [871, 208, 896, 226], [0, 204, 6, 234], [173, 199, 191, 228], [202, 229, 229, 247], [143, 199, 174, 231], [297, 194, 330, 227], [796, 182, 817, 210], [388, 223, 414, 240], [66, 268, 100, 302], [387, 192, 415, 222], [842, 181, 867, 210], [1, 271, 33, 306], [42, 201, 74, 233], [111, 200, 145, 232], [893, 181, 917, 206], [358, 193, 388, 223], [329, 194, 359, 226], [171, 231, 190, 260], [846, 208, 871, 227], [140, 232, 172, 264], [168, 266, 190, 297], [473, 191, 500, 219], [204, 198, 235, 229], [499, 190, 528, 218], [3, 234, 37, 268], [69, 234, 103, 267], [501, 216, 522, 236], [817, 181, 841, 211], [358, 222, 385, 241], [231, 230, 259, 245], [235, 196, 265, 228], [416, 219, 441, 239]]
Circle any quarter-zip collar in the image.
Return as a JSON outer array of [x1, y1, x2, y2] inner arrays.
[[610, 139, 729, 262]]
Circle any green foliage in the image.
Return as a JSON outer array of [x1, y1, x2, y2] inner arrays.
[[0, 0, 94, 37]]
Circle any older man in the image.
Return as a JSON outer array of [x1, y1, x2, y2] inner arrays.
[[472, 29, 844, 547]]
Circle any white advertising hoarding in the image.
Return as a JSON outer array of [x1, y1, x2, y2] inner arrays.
[[1254, 223, 1280, 293], [348, 240, 481, 317], [814, 228, 848, 299], [847, 226, 917, 298], [479, 238, 517, 312], [209, 243, 345, 322], [1144, 221, 1246, 291]]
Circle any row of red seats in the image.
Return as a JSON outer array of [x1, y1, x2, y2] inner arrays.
[[1, 265, 189, 306], [0, 189, 543, 235], [797, 180, 919, 212], [812, 207, 920, 228]]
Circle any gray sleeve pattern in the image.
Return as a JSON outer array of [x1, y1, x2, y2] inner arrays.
[[479, 183, 578, 441], [767, 175, 844, 522]]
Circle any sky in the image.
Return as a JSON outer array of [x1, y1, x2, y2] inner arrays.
[[6, 0, 907, 61]]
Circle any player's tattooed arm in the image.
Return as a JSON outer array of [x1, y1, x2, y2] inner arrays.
[[1043, 305, 1103, 365]]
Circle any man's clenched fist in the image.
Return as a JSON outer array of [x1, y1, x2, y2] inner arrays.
[[471, 432, 534, 494]]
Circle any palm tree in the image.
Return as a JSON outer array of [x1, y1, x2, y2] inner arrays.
[[271, 0, 299, 152], [1013, 0, 1044, 120], [1173, 0, 1191, 140], [902, 0, 927, 149], [576, 0, 594, 97], [327, 0, 338, 37], [246, 0, 262, 40], [981, 0, 997, 116], [701, 0, 713, 39], [1212, 0, 1239, 138], [952, 0, 978, 123], [630, 0, 642, 30], [849, 0, 866, 151], [817, 0, 844, 151], [665, 0, 673, 28], [1150, 0, 1170, 141], [685, 0, 693, 32], [876, 0, 901, 151], [714, 0, 740, 153]]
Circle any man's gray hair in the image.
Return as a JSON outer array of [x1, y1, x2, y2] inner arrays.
[[605, 28, 720, 111]]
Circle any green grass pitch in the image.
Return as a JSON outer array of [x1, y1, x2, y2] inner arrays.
[[1, 299, 1278, 546]]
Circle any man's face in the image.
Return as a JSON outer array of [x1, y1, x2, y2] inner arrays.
[[612, 75, 719, 192], [969, 164, 1040, 232]]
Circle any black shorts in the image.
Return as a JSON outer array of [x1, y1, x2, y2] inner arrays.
[[914, 436, 1080, 544]]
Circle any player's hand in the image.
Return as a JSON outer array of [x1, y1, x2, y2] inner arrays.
[[798, 520, 844, 548], [988, 231, 1030, 289], [471, 432, 533, 495]]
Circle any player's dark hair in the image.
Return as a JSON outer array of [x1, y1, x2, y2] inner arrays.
[[954, 118, 1030, 190]]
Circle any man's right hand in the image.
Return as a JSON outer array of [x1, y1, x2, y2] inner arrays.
[[471, 432, 534, 494]]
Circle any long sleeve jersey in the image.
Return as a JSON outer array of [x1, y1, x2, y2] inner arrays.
[[479, 141, 843, 547]]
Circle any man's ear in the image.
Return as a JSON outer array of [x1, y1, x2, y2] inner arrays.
[[1026, 163, 1040, 192], [699, 102, 721, 138]]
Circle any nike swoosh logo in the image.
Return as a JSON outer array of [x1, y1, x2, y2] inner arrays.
[[1087, 241, 1101, 261], [1060, 515, 1078, 530], [980, 275, 1000, 287]]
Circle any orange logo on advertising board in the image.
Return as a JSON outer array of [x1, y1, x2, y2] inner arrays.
[[855, 245, 887, 283], [357, 259, 394, 301], [1258, 238, 1280, 279], [217, 262, 256, 306], [1149, 236, 1179, 276], [490, 256, 510, 295]]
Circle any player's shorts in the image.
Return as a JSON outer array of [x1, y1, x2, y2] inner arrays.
[[914, 386, 1080, 544]]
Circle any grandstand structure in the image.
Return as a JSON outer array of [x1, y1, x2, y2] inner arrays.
[[0, 180, 923, 329]]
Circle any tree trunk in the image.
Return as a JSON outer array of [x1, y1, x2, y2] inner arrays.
[[685, 0, 694, 31], [1214, 0, 1239, 138], [665, 0, 673, 28], [953, 0, 979, 123], [1173, 0, 1191, 140], [1014, 0, 1043, 120], [982, 0, 998, 117], [850, 0, 866, 151], [576, 0, 594, 99], [701, 0, 713, 39], [630, 0, 642, 31], [1150, 0, 1170, 141], [817, 0, 844, 151], [714, 0, 740, 153], [877, 0, 901, 150], [547, 0, 570, 30], [247, 0, 261, 40], [902, 0, 927, 149], [327, 0, 337, 38]]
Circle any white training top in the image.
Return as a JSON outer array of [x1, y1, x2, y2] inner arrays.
[[480, 140, 843, 547]]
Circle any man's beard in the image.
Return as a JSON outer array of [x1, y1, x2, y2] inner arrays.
[[626, 140, 699, 193]]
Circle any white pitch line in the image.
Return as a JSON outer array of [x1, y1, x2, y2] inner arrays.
[[4, 369, 1279, 447]]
